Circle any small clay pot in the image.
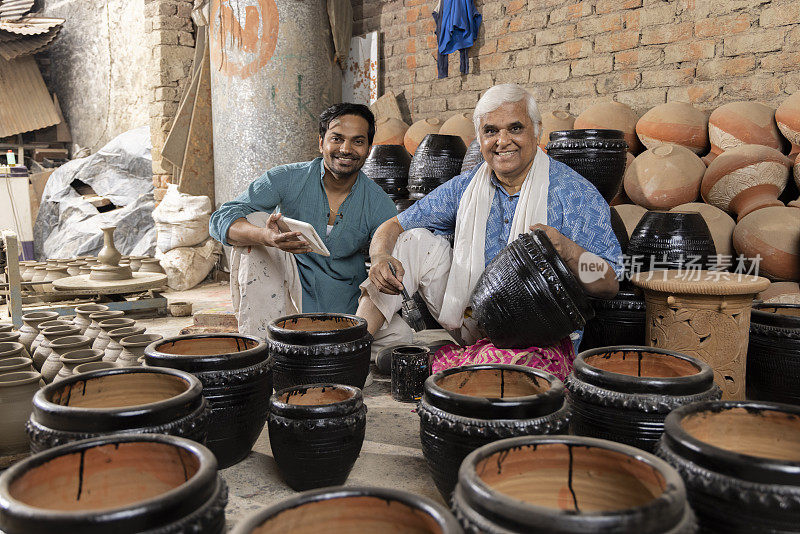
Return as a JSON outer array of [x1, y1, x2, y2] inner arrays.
[[746, 303, 800, 404], [439, 112, 475, 147], [65, 261, 85, 276], [93, 317, 135, 351], [539, 109, 575, 150], [32, 325, 81, 376], [580, 290, 647, 350], [29, 320, 72, 362], [128, 256, 147, 272], [636, 102, 709, 154], [0, 357, 34, 375], [0, 342, 27, 363], [168, 301, 192, 317], [42, 335, 91, 383], [0, 434, 227, 534], [404, 117, 441, 155], [460, 138, 484, 174], [373, 117, 410, 146], [0, 371, 43, 463], [708, 101, 785, 159], [18, 311, 59, 353], [103, 325, 146, 363], [627, 210, 716, 271], [42, 266, 69, 293], [72, 303, 109, 335], [624, 144, 705, 210], [733, 206, 800, 281], [574, 101, 641, 154], [84, 310, 124, 340], [54, 348, 104, 382], [30, 265, 47, 293], [777, 92, 800, 162], [117, 334, 163, 367], [138, 258, 165, 273], [268, 384, 367, 491]]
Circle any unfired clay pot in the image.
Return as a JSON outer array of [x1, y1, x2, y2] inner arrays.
[[118, 334, 163, 366], [73, 303, 109, 335], [0, 371, 42, 466], [439, 112, 475, 148], [30, 266, 47, 293], [733, 206, 800, 281], [701, 144, 792, 220], [0, 357, 34, 375], [612, 204, 648, 241], [707, 101, 784, 161], [104, 325, 147, 363], [373, 117, 409, 146], [42, 335, 92, 383], [758, 281, 800, 304], [84, 310, 124, 340], [93, 317, 136, 351], [539, 110, 575, 150], [0, 342, 27, 364], [636, 102, 709, 154], [574, 101, 641, 154], [42, 266, 69, 293], [671, 202, 736, 265], [18, 311, 59, 352], [624, 145, 705, 210], [54, 348, 104, 382], [404, 117, 441, 155], [30, 319, 71, 358], [776, 91, 800, 162], [65, 261, 85, 276], [32, 324, 80, 372], [138, 258, 166, 274], [74, 361, 118, 374]]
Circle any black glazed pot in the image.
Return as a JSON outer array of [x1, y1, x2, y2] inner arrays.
[[26, 366, 209, 453], [418, 364, 570, 500], [566, 346, 721, 452], [747, 303, 800, 404], [470, 229, 594, 348], [267, 313, 372, 391], [546, 129, 628, 203], [362, 144, 411, 194], [609, 206, 629, 253], [268, 383, 366, 491], [460, 138, 484, 174], [408, 183, 434, 200], [0, 434, 227, 534], [408, 134, 467, 192], [229, 486, 461, 534], [627, 210, 716, 271], [656, 400, 800, 532], [580, 290, 647, 351], [454, 435, 695, 533], [143, 333, 272, 469]]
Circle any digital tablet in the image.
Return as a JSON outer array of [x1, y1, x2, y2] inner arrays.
[[275, 216, 331, 257]]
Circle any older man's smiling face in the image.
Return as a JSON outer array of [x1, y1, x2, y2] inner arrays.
[[478, 100, 540, 186]]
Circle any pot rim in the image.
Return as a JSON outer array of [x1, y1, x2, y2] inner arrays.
[[270, 383, 363, 419], [0, 341, 25, 355], [457, 435, 687, 532], [267, 313, 368, 345], [0, 356, 33, 368], [108, 326, 147, 341], [661, 400, 800, 485], [98, 318, 135, 329], [144, 333, 269, 371], [0, 434, 218, 534], [59, 348, 104, 364], [229, 485, 460, 534], [40, 325, 80, 338], [49, 335, 91, 350], [0, 370, 41, 386], [87, 310, 124, 322], [751, 303, 800, 329], [119, 334, 163, 348], [74, 304, 109, 316], [21, 311, 60, 324], [549, 128, 626, 141]]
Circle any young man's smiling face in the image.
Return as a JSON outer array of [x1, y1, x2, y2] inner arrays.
[[319, 114, 371, 180], [478, 100, 539, 185]]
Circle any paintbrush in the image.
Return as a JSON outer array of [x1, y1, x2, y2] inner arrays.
[[388, 262, 425, 332]]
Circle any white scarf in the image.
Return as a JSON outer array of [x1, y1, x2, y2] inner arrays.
[[438, 147, 550, 329]]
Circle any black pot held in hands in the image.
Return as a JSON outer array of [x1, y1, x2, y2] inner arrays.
[[267, 313, 372, 391], [361, 144, 410, 201], [627, 210, 717, 271], [268, 384, 366, 491], [546, 129, 628, 203], [460, 138, 484, 174], [580, 290, 647, 351], [417, 364, 570, 500], [657, 400, 800, 533], [566, 346, 721, 452], [143, 334, 273, 469], [470, 229, 593, 348], [747, 304, 800, 404], [408, 134, 466, 193]]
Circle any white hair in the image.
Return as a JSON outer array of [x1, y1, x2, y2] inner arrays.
[[473, 84, 541, 138]]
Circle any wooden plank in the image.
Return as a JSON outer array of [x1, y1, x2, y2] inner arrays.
[[2, 231, 23, 327], [178, 43, 214, 202], [161, 40, 204, 167]]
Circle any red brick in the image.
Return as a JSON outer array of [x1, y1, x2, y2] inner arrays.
[[576, 13, 623, 36], [551, 39, 593, 61], [498, 30, 536, 52], [506, 0, 527, 15], [613, 48, 662, 70], [405, 39, 416, 54], [571, 55, 614, 76], [697, 56, 756, 80], [761, 52, 800, 73], [663, 40, 716, 64], [760, 3, 800, 28], [640, 67, 696, 88], [695, 13, 751, 37], [596, 0, 641, 14], [641, 23, 692, 45], [426, 34, 437, 49], [405, 7, 420, 23], [405, 55, 417, 70], [536, 25, 576, 46], [723, 29, 786, 56], [596, 71, 641, 94], [595, 30, 640, 52]]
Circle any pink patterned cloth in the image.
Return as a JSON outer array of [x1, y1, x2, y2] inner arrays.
[[432, 337, 576, 381]]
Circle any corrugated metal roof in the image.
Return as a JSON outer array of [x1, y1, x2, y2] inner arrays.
[[0, 0, 33, 21], [0, 56, 60, 137], [0, 16, 63, 35], [0, 25, 58, 60]]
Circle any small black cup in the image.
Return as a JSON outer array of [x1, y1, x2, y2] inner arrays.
[[391, 345, 431, 402]]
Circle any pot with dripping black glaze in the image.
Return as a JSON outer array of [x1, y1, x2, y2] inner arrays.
[[418, 364, 570, 500], [746, 303, 800, 405], [566, 346, 721, 452], [580, 291, 647, 350], [454, 435, 695, 533], [143, 333, 272, 468]]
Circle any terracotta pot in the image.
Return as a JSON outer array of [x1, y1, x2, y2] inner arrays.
[[72, 303, 109, 335], [93, 317, 135, 351], [418, 364, 569, 500], [567, 346, 721, 452], [373, 117, 409, 146], [670, 202, 736, 266], [138, 258, 165, 273], [361, 144, 410, 200], [84, 310, 124, 340], [733, 206, 800, 281], [408, 134, 467, 199], [581, 290, 647, 350], [746, 303, 800, 404], [118, 334, 162, 367], [627, 210, 716, 271], [404, 117, 441, 154], [0, 357, 34, 375], [758, 281, 800, 304], [612, 204, 647, 240], [657, 400, 800, 532], [460, 138, 484, 174], [0, 371, 42, 464], [104, 325, 146, 363], [439, 112, 475, 147], [145, 334, 273, 468], [631, 270, 770, 400], [708, 101, 784, 158], [42, 335, 92, 383], [230, 486, 459, 534], [636, 102, 709, 154], [775, 91, 800, 160], [574, 101, 641, 154], [539, 109, 575, 150], [624, 144, 705, 210], [32, 325, 80, 374], [29, 320, 71, 361], [54, 348, 104, 382], [701, 144, 792, 220], [0, 434, 227, 534], [18, 311, 59, 353], [454, 435, 695, 533]]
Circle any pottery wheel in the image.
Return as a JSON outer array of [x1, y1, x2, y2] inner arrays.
[[52, 272, 168, 294]]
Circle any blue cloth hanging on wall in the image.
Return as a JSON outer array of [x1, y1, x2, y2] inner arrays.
[[433, 0, 482, 78]]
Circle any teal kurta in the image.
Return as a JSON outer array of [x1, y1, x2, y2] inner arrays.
[[210, 158, 397, 314]]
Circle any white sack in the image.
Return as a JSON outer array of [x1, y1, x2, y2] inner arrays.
[[155, 237, 221, 291], [152, 184, 212, 253]]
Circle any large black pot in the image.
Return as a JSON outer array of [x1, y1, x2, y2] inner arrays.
[[470, 229, 593, 348], [408, 134, 466, 193], [362, 144, 411, 199], [580, 290, 647, 350], [418, 364, 570, 500], [0, 434, 227, 534], [546, 129, 628, 203], [268, 383, 366, 491], [267, 313, 372, 391], [26, 366, 209, 452], [460, 138, 484, 174], [143, 333, 272, 469], [454, 435, 695, 533], [566, 346, 721, 452], [657, 400, 800, 532], [747, 303, 800, 404], [627, 210, 716, 271], [230, 486, 461, 534], [610, 206, 629, 253]]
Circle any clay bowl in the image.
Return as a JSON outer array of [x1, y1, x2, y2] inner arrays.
[[0, 434, 227, 534], [230, 486, 460, 534], [454, 435, 694, 533], [623, 144, 706, 210], [361, 144, 411, 194], [460, 138, 484, 174], [636, 102, 709, 154], [627, 210, 716, 271], [470, 229, 593, 348], [408, 134, 467, 191], [546, 129, 628, 203]]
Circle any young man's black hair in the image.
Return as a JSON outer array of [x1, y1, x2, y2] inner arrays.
[[319, 103, 376, 145]]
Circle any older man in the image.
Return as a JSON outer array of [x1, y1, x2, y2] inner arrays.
[[357, 84, 622, 375]]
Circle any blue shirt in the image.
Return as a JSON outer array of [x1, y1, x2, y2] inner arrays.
[[209, 158, 398, 314], [397, 157, 623, 276]]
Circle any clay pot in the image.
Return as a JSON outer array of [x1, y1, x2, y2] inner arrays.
[[73, 303, 109, 335], [19, 262, 37, 283], [567, 346, 721, 452], [574, 101, 641, 154], [0, 357, 34, 375], [539, 109, 575, 150], [612, 204, 647, 240], [129, 256, 148, 272], [580, 290, 647, 350], [418, 364, 570, 499], [546, 129, 628, 203], [0, 434, 227, 534], [84, 310, 124, 340], [439, 112, 475, 147], [144, 334, 273, 468], [631, 270, 770, 400], [404, 117, 441, 154], [733, 206, 800, 281], [268, 384, 366, 491], [103, 325, 146, 363], [117, 334, 162, 367], [777, 92, 800, 162], [29, 320, 71, 361], [636, 102, 709, 154], [42, 335, 92, 383], [460, 138, 484, 174], [701, 144, 792, 220], [361, 144, 410, 200], [746, 303, 800, 404], [373, 117, 409, 146], [627, 210, 716, 271], [471, 229, 594, 348], [268, 314, 372, 391], [32, 325, 80, 375], [30, 265, 47, 293], [0, 371, 43, 464], [79, 264, 91, 275], [230, 486, 459, 534], [670, 202, 736, 266], [93, 317, 135, 351], [138, 258, 165, 273], [65, 261, 84, 276], [18, 311, 59, 352], [74, 361, 117, 374], [42, 266, 69, 293], [657, 400, 800, 532], [758, 281, 800, 304], [708, 101, 784, 160], [624, 144, 705, 210], [0, 342, 29, 364], [97, 226, 122, 265], [53, 348, 104, 382], [408, 134, 467, 199], [0, 324, 12, 333], [454, 435, 695, 533]]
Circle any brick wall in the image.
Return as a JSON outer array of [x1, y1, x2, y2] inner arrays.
[[352, 0, 800, 122]]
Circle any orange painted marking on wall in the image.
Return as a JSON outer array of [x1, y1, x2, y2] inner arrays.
[[210, 0, 279, 79]]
